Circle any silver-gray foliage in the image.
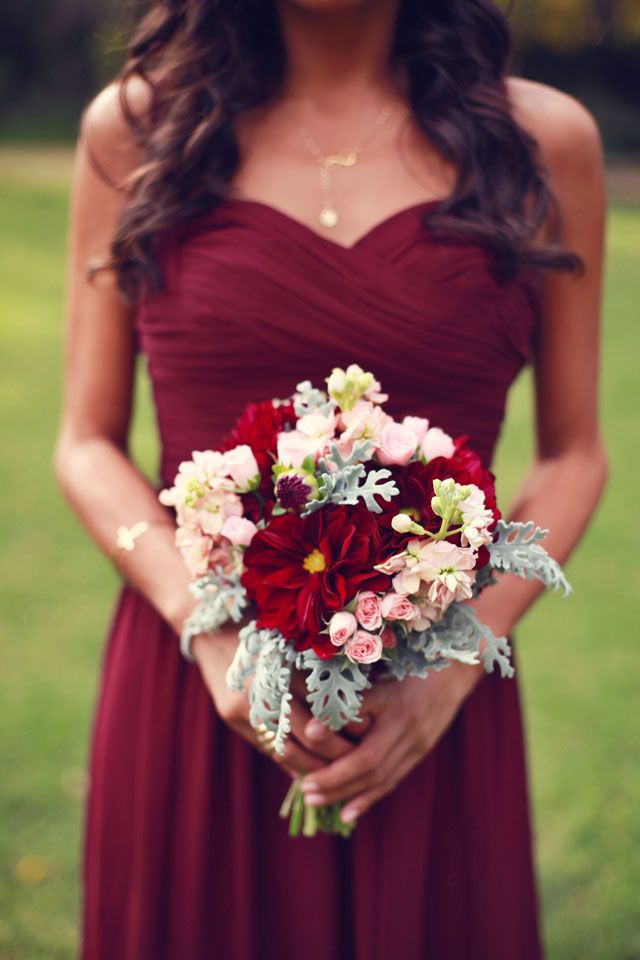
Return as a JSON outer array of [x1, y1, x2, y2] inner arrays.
[[301, 651, 371, 729], [385, 601, 513, 680], [302, 440, 399, 515], [293, 380, 336, 418], [181, 570, 248, 660], [488, 519, 572, 596], [227, 622, 296, 755]]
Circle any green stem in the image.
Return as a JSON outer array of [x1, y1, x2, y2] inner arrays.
[[289, 785, 305, 837], [279, 779, 299, 820]]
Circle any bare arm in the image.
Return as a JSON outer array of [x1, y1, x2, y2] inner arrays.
[[299, 85, 609, 821], [54, 84, 194, 633]]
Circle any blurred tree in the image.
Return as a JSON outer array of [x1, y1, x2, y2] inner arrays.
[[0, 0, 638, 147]]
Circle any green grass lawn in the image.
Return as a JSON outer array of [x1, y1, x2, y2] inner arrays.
[[0, 147, 638, 960]]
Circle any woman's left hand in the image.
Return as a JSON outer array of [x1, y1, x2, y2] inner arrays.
[[298, 662, 484, 825]]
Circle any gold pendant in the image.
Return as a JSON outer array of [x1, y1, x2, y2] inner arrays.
[[323, 150, 358, 169], [319, 207, 339, 228]]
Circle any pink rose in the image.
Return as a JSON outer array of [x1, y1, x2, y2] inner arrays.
[[377, 422, 418, 466], [381, 626, 397, 649], [328, 610, 358, 646], [355, 591, 382, 630], [421, 427, 455, 461], [402, 416, 430, 444], [220, 515, 258, 547], [277, 430, 315, 468], [380, 592, 416, 621], [344, 630, 383, 665], [223, 445, 260, 491]]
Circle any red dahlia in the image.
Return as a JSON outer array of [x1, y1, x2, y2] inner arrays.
[[241, 506, 390, 658]]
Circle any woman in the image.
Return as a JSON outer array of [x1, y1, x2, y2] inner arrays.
[[55, 0, 608, 957]]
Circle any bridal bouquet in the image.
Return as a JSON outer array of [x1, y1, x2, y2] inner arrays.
[[159, 365, 571, 836]]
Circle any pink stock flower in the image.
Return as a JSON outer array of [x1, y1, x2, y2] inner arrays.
[[355, 591, 383, 630], [408, 598, 443, 631], [296, 412, 337, 456], [175, 526, 214, 578], [374, 552, 408, 575], [377, 422, 418, 466], [191, 492, 243, 538], [380, 591, 416, 621], [220, 515, 258, 547], [363, 376, 388, 405], [421, 427, 456, 461], [344, 630, 384, 664], [415, 540, 477, 610], [208, 542, 238, 578], [340, 400, 390, 448], [328, 611, 358, 646], [461, 517, 493, 549], [222, 445, 260, 491], [277, 430, 315, 468]]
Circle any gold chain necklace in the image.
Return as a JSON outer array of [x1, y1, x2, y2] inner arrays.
[[296, 103, 394, 228]]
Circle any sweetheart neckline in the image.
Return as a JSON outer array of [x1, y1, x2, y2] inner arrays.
[[218, 195, 448, 252]]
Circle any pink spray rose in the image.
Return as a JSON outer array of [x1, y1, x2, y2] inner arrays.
[[355, 591, 383, 630], [380, 591, 417, 621], [344, 630, 384, 665], [377, 422, 418, 466], [328, 610, 358, 646], [402, 416, 430, 444]]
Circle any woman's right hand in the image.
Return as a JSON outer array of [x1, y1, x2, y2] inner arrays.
[[191, 624, 354, 779]]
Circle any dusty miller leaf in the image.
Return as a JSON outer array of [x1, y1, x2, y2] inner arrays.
[[300, 652, 371, 730], [302, 441, 398, 515], [293, 380, 335, 418], [226, 620, 263, 692], [488, 519, 572, 597], [226, 623, 295, 754]]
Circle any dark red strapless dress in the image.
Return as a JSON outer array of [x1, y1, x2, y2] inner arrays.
[[82, 197, 544, 960]]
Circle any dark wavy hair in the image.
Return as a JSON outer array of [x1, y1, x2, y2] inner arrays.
[[103, 0, 583, 299]]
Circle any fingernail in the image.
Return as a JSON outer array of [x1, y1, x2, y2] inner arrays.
[[301, 780, 318, 793], [304, 793, 326, 807], [341, 807, 359, 824], [305, 722, 327, 740]]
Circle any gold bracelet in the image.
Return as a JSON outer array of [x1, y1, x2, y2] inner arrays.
[[111, 520, 151, 573]]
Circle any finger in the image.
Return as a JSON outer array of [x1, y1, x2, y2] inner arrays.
[[233, 719, 325, 777], [340, 712, 373, 741], [289, 699, 352, 761], [339, 749, 420, 825], [300, 720, 402, 805], [339, 681, 393, 740]]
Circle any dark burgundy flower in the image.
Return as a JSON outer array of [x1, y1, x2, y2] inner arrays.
[[221, 400, 297, 519], [242, 506, 390, 658]]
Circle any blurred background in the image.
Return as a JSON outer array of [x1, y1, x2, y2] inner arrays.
[[0, 1, 638, 958]]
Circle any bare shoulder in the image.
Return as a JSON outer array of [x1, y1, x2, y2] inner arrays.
[[79, 76, 153, 186], [506, 76, 604, 180]]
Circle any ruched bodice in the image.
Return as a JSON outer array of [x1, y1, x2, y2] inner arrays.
[[83, 196, 544, 960], [135, 197, 540, 486]]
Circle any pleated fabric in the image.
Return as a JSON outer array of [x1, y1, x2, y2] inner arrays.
[[82, 197, 544, 960]]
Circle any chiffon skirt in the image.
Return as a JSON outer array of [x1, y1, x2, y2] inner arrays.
[[81, 583, 544, 960]]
